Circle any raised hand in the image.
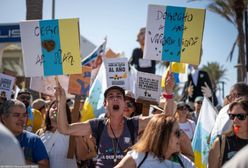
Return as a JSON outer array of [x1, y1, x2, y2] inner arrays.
[[164, 71, 175, 94], [201, 82, 212, 98], [54, 78, 66, 104], [187, 81, 194, 98]]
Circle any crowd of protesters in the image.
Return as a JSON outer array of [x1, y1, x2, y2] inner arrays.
[[0, 27, 248, 168]]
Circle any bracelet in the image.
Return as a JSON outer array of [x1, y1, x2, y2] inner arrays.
[[162, 93, 173, 99]]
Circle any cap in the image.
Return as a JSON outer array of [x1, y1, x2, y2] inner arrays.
[[32, 99, 47, 110], [125, 90, 135, 99], [104, 86, 125, 98], [176, 101, 186, 109], [195, 96, 204, 103]]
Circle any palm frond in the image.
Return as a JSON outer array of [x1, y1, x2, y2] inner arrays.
[[226, 37, 238, 62]]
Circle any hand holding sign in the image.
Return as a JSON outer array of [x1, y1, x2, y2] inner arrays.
[[55, 78, 66, 104], [187, 81, 194, 98], [201, 82, 212, 98], [164, 71, 175, 94]]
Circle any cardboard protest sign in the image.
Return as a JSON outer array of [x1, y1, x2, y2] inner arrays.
[[0, 73, 15, 99], [136, 71, 161, 103], [144, 5, 205, 65], [104, 58, 129, 89], [68, 66, 92, 96], [30, 75, 69, 96], [20, 18, 81, 77]]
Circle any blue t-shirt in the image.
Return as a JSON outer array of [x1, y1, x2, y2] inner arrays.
[[89, 117, 139, 168], [16, 130, 49, 163]]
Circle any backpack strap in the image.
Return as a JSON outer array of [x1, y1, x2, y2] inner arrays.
[[95, 119, 106, 150], [137, 152, 148, 168], [126, 118, 135, 145]]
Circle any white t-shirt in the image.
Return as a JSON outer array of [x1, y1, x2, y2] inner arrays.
[[40, 130, 77, 168], [179, 119, 196, 140], [128, 150, 195, 168]]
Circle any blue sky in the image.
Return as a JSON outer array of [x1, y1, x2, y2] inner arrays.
[[1, 0, 238, 96]]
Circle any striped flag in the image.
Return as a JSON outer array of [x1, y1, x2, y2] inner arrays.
[[20, 18, 81, 77], [80, 63, 107, 121], [81, 40, 107, 66], [192, 97, 217, 168], [144, 5, 205, 65]]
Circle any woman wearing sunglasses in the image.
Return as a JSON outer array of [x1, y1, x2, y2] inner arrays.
[[208, 98, 248, 168], [175, 102, 196, 141], [114, 115, 195, 168], [123, 90, 141, 118]]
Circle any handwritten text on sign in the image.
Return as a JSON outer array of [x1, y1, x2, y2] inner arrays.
[[20, 18, 81, 77], [144, 5, 205, 65]]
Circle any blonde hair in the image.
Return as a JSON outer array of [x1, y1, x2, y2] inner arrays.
[[132, 115, 177, 160]]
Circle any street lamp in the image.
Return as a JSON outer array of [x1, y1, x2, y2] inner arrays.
[[52, 0, 55, 19]]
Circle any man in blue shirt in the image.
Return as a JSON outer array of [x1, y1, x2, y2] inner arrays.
[[0, 99, 49, 167]]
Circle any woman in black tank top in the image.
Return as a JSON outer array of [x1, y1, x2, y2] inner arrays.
[[208, 98, 248, 168]]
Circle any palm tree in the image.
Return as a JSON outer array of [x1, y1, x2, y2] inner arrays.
[[189, 0, 248, 82], [201, 62, 227, 94], [26, 0, 43, 20]]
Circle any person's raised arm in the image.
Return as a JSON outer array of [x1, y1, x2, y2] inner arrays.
[[55, 81, 91, 136], [163, 71, 175, 116]]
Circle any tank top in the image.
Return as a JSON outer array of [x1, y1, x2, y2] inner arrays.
[[222, 134, 248, 165]]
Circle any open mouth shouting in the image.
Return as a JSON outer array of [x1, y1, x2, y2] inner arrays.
[[113, 105, 120, 110]]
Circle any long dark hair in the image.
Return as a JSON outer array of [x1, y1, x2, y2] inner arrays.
[[44, 100, 72, 131]]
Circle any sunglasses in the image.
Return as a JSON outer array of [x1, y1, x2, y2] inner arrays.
[[174, 129, 181, 138], [226, 93, 241, 102], [196, 101, 202, 105], [19, 95, 31, 100], [229, 113, 247, 120], [177, 106, 188, 111], [127, 102, 134, 108]]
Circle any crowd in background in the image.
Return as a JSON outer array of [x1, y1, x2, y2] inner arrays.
[[0, 27, 248, 168]]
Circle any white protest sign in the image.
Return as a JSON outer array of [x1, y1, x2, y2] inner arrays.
[[20, 18, 81, 77], [136, 71, 161, 103], [30, 75, 69, 96], [104, 57, 129, 90], [0, 73, 15, 100], [144, 5, 205, 65]]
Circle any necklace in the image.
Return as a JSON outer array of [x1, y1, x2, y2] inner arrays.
[[111, 138, 118, 163], [109, 123, 123, 163]]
